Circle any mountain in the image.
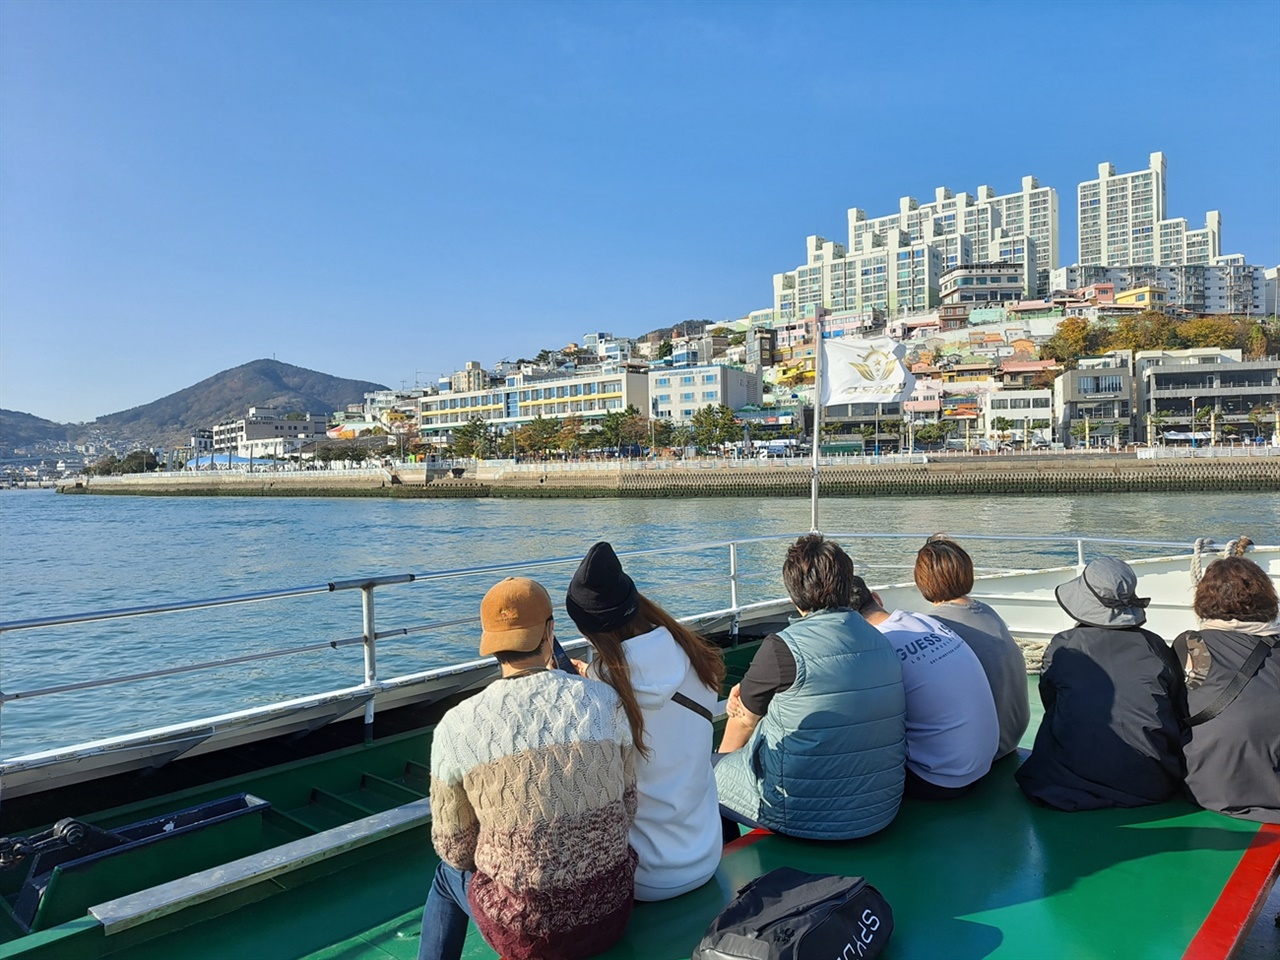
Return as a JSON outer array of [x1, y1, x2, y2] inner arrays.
[[0, 410, 76, 453], [1, 360, 389, 453]]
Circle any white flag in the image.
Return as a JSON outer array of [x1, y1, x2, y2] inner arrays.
[[820, 336, 915, 405]]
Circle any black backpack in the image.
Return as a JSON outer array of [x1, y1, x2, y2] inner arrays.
[[692, 867, 893, 960]]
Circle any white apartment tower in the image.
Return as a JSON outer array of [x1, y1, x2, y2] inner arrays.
[[1078, 152, 1221, 267], [846, 177, 1058, 289]]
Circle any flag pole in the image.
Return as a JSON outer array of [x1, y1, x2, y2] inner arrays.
[[810, 314, 824, 533]]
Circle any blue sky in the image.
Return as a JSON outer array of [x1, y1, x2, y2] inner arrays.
[[2, 0, 1278, 423]]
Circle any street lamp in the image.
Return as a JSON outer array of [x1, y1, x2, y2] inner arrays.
[[1190, 395, 1198, 450]]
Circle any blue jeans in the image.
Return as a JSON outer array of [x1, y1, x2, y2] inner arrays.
[[418, 861, 474, 960]]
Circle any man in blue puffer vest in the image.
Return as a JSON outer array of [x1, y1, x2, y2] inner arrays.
[[714, 535, 907, 840]]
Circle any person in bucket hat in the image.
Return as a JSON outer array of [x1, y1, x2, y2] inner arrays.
[[1017, 558, 1189, 810], [420, 577, 637, 960]]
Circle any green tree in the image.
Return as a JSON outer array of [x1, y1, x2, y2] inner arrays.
[[728, 331, 747, 347], [657, 339, 673, 359], [650, 418, 673, 449], [993, 416, 1015, 439], [691, 404, 739, 451], [1245, 324, 1269, 360], [119, 449, 160, 473], [451, 416, 495, 458], [1144, 410, 1169, 443], [86, 454, 120, 476], [598, 405, 642, 450], [284, 412, 308, 421], [1247, 404, 1273, 439]]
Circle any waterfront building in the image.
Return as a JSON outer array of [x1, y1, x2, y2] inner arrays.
[[212, 407, 328, 459], [417, 366, 650, 447], [1135, 349, 1280, 443], [1053, 353, 1134, 447], [1077, 152, 1221, 267], [1049, 262, 1267, 316], [982, 388, 1054, 443], [648, 364, 762, 423]]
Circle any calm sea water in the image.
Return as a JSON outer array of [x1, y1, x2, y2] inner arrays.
[[2, 490, 1276, 757]]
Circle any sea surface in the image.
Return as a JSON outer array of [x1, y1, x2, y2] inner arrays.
[[2, 489, 1276, 758]]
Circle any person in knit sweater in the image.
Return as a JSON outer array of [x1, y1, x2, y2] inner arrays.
[[565, 541, 726, 901], [419, 577, 638, 960]]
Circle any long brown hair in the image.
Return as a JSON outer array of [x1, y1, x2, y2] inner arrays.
[[582, 594, 726, 757]]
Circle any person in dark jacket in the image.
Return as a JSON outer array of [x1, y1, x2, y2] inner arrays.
[[1173, 557, 1279, 823], [1016, 557, 1188, 811]]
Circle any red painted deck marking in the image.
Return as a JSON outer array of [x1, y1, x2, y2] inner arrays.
[[1184, 822, 1280, 960], [723, 827, 773, 854]]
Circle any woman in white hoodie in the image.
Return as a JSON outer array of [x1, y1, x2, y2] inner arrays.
[[566, 541, 726, 902]]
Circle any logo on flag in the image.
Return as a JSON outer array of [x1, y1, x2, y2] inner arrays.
[[820, 336, 915, 405]]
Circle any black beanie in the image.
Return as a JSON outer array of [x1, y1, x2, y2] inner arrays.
[[565, 542, 640, 634]]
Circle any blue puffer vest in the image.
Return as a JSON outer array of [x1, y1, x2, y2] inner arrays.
[[754, 609, 906, 839]]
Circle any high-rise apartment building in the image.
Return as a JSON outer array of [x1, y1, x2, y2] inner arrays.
[[1078, 152, 1221, 267], [773, 230, 943, 321], [847, 177, 1058, 289]]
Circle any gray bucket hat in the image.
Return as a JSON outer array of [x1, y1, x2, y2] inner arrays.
[[1055, 557, 1150, 628]]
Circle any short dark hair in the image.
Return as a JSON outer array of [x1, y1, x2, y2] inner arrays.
[[782, 534, 853, 612], [848, 575, 874, 613], [1193, 557, 1278, 623], [914, 535, 975, 603]]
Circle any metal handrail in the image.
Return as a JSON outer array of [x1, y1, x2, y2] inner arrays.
[[0, 533, 1255, 748]]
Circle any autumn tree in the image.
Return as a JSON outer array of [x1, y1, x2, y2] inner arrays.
[[1105, 310, 1181, 352], [557, 415, 586, 456], [1041, 316, 1105, 368], [517, 415, 560, 458], [1178, 316, 1241, 350]]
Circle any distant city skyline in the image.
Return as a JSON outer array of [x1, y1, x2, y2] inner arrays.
[[2, 0, 1278, 423]]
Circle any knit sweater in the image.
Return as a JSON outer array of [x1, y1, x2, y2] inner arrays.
[[430, 670, 638, 960]]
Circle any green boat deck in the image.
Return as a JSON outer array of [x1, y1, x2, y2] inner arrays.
[[4, 675, 1278, 960]]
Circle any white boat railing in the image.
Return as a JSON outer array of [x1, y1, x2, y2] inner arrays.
[[2, 533, 1275, 794]]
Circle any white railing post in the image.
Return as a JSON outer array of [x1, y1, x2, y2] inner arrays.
[[361, 584, 378, 742], [728, 541, 740, 644], [1076, 539, 1086, 575]]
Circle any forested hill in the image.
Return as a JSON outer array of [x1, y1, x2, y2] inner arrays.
[[0, 409, 76, 453], [1, 360, 389, 453]]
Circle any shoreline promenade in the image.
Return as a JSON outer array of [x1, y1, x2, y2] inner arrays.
[[58, 450, 1280, 498]]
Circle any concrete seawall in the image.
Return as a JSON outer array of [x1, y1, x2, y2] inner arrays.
[[59, 455, 1280, 498]]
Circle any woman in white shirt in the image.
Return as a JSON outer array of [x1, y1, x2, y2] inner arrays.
[[565, 541, 726, 901]]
